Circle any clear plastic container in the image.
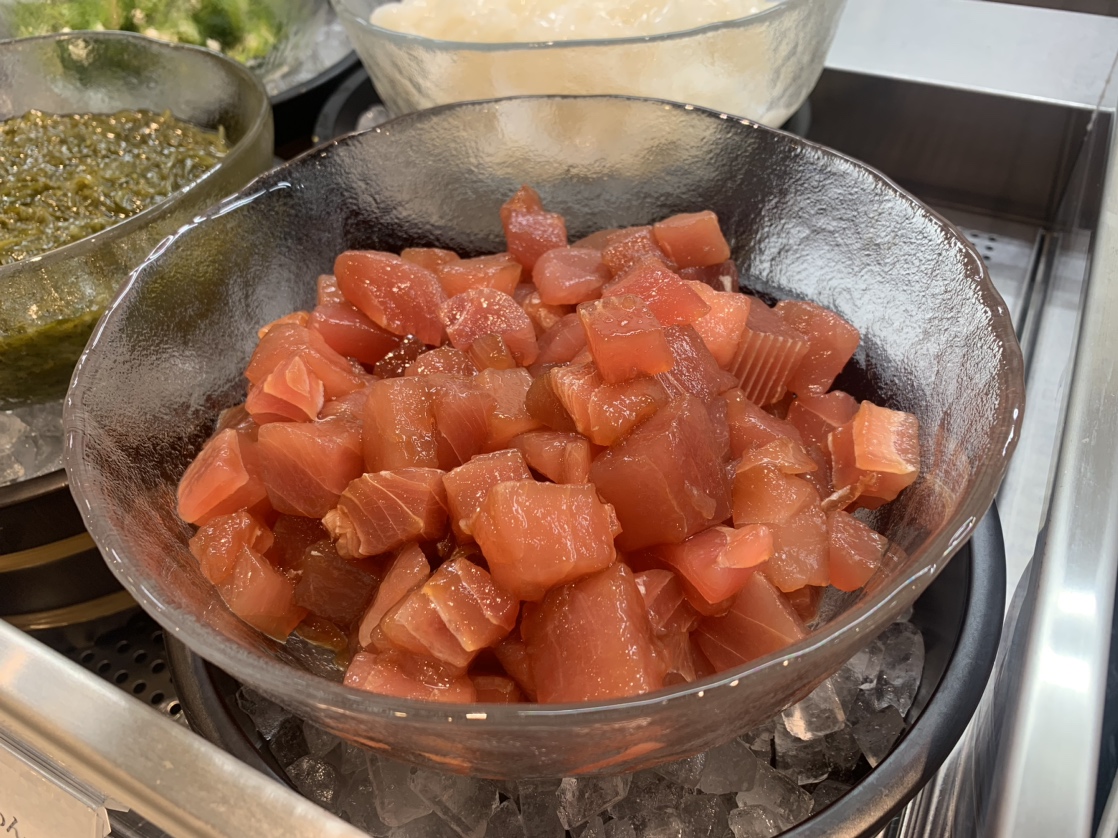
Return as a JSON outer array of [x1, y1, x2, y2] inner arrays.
[[331, 0, 845, 124], [65, 96, 1023, 779]]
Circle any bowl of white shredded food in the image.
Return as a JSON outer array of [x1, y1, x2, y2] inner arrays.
[[330, 0, 845, 126]]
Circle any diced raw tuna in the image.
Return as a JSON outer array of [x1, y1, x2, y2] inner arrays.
[[246, 324, 367, 400], [785, 585, 823, 624], [245, 355, 325, 424], [736, 436, 818, 476], [357, 544, 431, 648], [494, 634, 537, 699], [694, 572, 806, 671], [294, 540, 379, 627], [255, 418, 364, 517], [590, 395, 732, 551], [401, 247, 460, 273], [787, 391, 858, 454], [680, 260, 739, 293], [724, 388, 806, 459], [177, 428, 268, 525], [428, 375, 497, 469], [436, 253, 522, 297], [215, 403, 255, 434], [269, 514, 328, 570], [443, 449, 533, 541], [217, 546, 307, 640], [730, 300, 810, 405], [536, 313, 589, 367], [381, 586, 474, 669], [586, 376, 671, 446], [657, 630, 709, 686], [578, 295, 675, 384], [324, 468, 448, 558], [516, 285, 571, 334], [549, 361, 600, 436], [319, 379, 376, 422], [604, 256, 711, 326], [571, 228, 619, 251], [632, 569, 700, 636], [656, 325, 737, 403], [828, 510, 888, 591], [533, 247, 611, 304], [474, 368, 542, 449], [405, 346, 477, 378], [344, 649, 476, 702], [510, 430, 591, 484], [503, 209, 567, 271], [362, 377, 438, 471], [601, 226, 673, 276], [308, 301, 401, 366], [524, 369, 578, 433], [466, 333, 517, 371], [525, 563, 664, 703], [257, 311, 310, 338], [424, 557, 519, 651], [374, 336, 429, 379], [189, 510, 274, 585], [471, 675, 524, 703], [768, 502, 830, 591], [439, 288, 539, 366], [472, 480, 618, 601], [654, 525, 773, 614], [732, 464, 817, 529], [652, 211, 731, 268], [776, 300, 860, 395], [830, 402, 920, 508], [317, 274, 344, 305], [334, 250, 448, 346], [686, 283, 751, 368]]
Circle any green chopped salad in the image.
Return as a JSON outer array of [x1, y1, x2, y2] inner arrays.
[[8, 0, 285, 65]]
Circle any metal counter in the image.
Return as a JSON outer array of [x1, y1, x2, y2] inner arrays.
[[2, 1, 1118, 836]]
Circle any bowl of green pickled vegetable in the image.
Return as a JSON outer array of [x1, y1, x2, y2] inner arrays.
[[0, 30, 273, 407]]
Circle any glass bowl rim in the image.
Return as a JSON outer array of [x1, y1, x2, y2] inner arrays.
[[0, 30, 272, 286], [331, 0, 809, 52], [65, 93, 1025, 730]]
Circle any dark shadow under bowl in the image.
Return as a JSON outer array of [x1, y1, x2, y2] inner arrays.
[[64, 95, 1023, 778]]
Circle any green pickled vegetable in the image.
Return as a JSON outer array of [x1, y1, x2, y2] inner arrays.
[[0, 109, 228, 266], [7, 0, 284, 65]]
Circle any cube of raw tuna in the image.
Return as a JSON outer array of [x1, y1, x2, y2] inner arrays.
[[515, 284, 572, 334], [578, 295, 675, 383], [536, 312, 589, 367], [510, 431, 591, 484], [829, 401, 920, 509], [401, 247, 460, 273], [724, 388, 806, 459], [686, 282, 751, 368], [652, 211, 732, 269], [424, 557, 519, 651], [443, 449, 533, 541], [356, 544, 430, 649], [475, 368, 543, 449], [428, 375, 497, 469], [533, 247, 611, 305], [363, 377, 438, 471], [590, 396, 732, 551], [729, 300, 810, 405], [345, 649, 476, 702], [255, 418, 365, 518], [655, 325, 737, 403], [653, 525, 774, 615], [334, 250, 448, 346], [245, 355, 325, 424], [293, 540, 380, 627], [694, 572, 806, 671], [601, 226, 673, 276], [380, 586, 475, 670], [471, 480, 618, 601], [440, 287, 539, 366], [436, 253, 522, 297], [775, 300, 860, 395], [308, 301, 401, 367], [525, 563, 664, 703], [604, 256, 711, 326], [317, 274, 344, 305], [405, 346, 477, 378], [189, 510, 274, 585], [246, 323, 367, 400], [828, 510, 889, 591], [217, 546, 307, 640], [177, 428, 268, 525], [501, 186, 568, 270], [632, 569, 701, 636], [324, 468, 448, 558]]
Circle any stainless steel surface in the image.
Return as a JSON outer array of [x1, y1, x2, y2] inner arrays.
[[0, 619, 366, 838]]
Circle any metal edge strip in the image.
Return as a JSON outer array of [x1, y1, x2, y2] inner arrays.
[[0, 532, 97, 573], [3, 590, 135, 632]]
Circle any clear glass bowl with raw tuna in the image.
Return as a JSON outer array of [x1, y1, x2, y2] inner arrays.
[[64, 96, 1024, 779]]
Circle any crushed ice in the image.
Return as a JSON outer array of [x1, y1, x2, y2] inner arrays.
[[233, 617, 924, 837], [0, 400, 64, 487]]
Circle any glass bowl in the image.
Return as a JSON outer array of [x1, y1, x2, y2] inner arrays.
[[0, 31, 274, 408], [331, 0, 845, 125], [64, 95, 1024, 779]]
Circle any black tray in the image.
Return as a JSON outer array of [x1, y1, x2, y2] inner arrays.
[[167, 507, 1004, 837]]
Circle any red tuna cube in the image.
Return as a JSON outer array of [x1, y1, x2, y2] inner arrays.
[[652, 211, 732, 269], [439, 287, 539, 366], [334, 250, 448, 346], [442, 449, 533, 541], [776, 300, 860, 395], [603, 256, 710, 326], [324, 468, 448, 558], [533, 247, 611, 305], [694, 572, 806, 671], [578, 295, 675, 384], [177, 428, 268, 525], [255, 418, 365, 518]]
